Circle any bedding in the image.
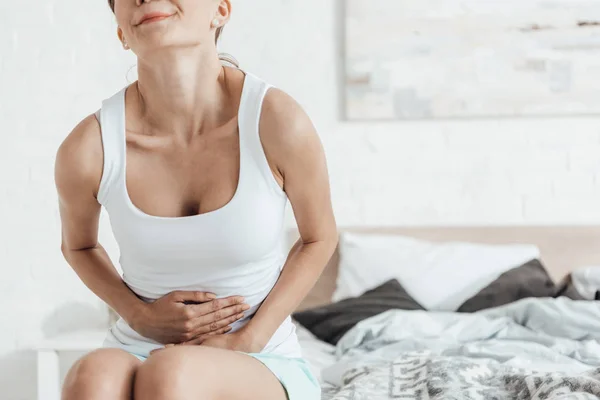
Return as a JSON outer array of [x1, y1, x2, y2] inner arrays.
[[293, 279, 424, 345], [321, 297, 600, 399], [457, 259, 557, 312], [334, 232, 541, 311]]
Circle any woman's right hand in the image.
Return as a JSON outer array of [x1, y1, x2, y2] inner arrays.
[[129, 291, 250, 345]]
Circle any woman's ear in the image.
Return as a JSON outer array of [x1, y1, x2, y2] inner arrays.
[[117, 28, 129, 50], [216, 0, 232, 23]]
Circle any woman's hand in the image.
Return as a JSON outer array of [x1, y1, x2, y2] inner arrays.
[[197, 328, 265, 353], [128, 290, 250, 345], [151, 327, 266, 355]]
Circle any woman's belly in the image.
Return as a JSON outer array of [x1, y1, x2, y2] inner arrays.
[[104, 255, 303, 358], [120, 254, 286, 304], [104, 314, 302, 359]]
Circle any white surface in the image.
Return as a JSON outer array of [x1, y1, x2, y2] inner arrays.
[[3, 0, 600, 398], [334, 232, 540, 310], [37, 330, 107, 352], [37, 351, 60, 400]]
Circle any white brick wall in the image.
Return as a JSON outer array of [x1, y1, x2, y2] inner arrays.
[[1, 0, 599, 398]]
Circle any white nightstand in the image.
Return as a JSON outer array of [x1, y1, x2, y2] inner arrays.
[[36, 329, 107, 400]]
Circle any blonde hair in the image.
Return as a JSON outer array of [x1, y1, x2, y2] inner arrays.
[[107, 0, 238, 67]]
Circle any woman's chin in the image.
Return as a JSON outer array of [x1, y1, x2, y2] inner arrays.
[[136, 38, 206, 55]]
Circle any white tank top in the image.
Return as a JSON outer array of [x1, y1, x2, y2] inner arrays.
[[97, 72, 302, 358]]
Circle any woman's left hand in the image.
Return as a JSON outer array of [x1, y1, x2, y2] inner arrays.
[[150, 328, 265, 355], [198, 330, 264, 353]]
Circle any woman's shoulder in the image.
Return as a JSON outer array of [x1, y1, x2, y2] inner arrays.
[[232, 67, 312, 136], [55, 113, 104, 200], [256, 80, 322, 179], [260, 83, 317, 149]]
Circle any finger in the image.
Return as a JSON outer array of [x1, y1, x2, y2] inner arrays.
[[191, 308, 247, 336], [179, 301, 246, 333], [188, 296, 247, 317], [211, 325, 232, 335], [206, 303, 250, 324], [182, 326, 232, 345], [179, 300, 248, 339], [171, 290, 217, 303]]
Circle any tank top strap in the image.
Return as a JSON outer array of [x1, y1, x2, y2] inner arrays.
[[238, 72, 285, 195], [97, 87, 127, 206]]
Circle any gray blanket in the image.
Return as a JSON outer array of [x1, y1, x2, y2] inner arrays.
[[321, 298, 600, 399]]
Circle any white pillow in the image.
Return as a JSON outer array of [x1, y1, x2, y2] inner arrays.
[[333, 232, 541, 311], [571, 266, 600, 300]]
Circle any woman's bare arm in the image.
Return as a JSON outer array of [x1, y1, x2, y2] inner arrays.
[[55, 115, 246, 344], [239, 89, 338, 347], [55, 115, 148, 325]]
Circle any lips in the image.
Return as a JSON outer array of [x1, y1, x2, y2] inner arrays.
[[138, 12, 174, 25]]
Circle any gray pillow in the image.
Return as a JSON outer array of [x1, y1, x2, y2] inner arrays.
[[457, 259, 557, 312], [293, 279, 424, 345]]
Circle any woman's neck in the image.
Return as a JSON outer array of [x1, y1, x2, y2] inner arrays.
[[134, 46, 225, 140]]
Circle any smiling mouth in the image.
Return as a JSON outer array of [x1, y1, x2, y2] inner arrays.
[[138, 14, 174, 25]]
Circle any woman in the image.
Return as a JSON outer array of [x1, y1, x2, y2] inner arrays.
[[54, 0, 337, 398]]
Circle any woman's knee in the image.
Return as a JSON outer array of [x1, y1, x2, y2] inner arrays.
[[134, 346, 219, 400], [62, 348, 140, 400]]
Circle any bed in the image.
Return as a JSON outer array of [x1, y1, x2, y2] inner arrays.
[[290, 226, 600, 399]]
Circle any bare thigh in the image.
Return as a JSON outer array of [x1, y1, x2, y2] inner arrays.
[[134, 346, 288, 400], [62, 348, 142, 400]]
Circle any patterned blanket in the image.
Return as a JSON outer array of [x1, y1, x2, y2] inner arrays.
[[321, 298, 600, 400]]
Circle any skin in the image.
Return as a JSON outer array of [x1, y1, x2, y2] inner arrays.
[[56, 0, 338, 399]]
